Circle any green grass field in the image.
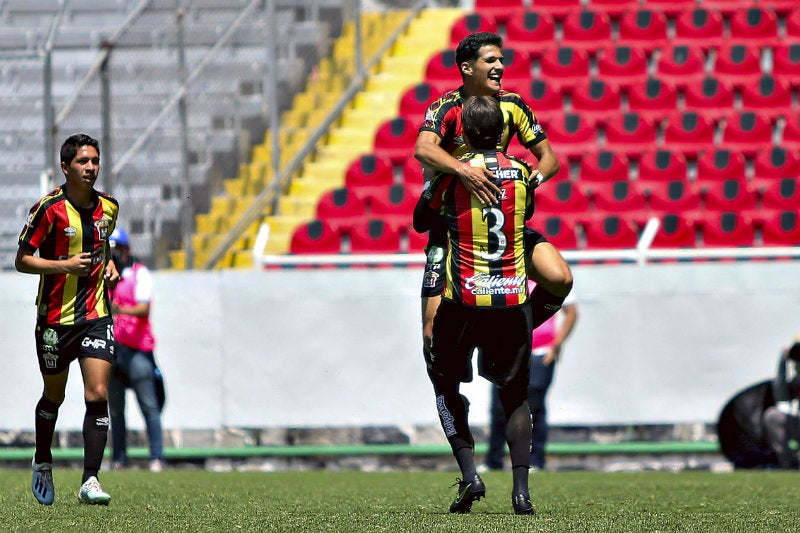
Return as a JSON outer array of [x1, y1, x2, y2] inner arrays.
[[2, 468, 798, 532]]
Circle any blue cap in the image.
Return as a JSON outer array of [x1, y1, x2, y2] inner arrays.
[[109, 228, 129, 249]]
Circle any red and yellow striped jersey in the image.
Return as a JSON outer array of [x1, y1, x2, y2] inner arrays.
[[426, 151, 532, 308], [18, 186, 119, 326]]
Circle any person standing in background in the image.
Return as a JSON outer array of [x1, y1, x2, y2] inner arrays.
[[16, 133, 118, 505], [108, 228, 166, 473]]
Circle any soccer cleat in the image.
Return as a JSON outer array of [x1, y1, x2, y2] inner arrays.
[[149, 459, 165, 473], [31, 460, 55, 505], [78, 476, 111, 505], [449, 474, 486, 514], [512, 492, 536, 515]]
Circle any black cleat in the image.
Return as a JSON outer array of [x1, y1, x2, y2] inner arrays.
[[449, 475, 486, 514], [512, 492, 536, 515]]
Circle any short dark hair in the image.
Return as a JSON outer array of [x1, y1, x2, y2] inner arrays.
[[462, 95, 503, 150], [60, 133, 100, 165], [455, 32, 503, 68]]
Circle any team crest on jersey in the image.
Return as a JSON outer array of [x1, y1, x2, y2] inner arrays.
[[423, 270, 440, 288], [426, 246, 445, 263], [95, 217, 110, 240], [42, 328, 58, 346], [64, 226, 77, 237]]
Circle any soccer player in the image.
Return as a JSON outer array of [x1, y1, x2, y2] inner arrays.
[[413, 95, 536, 515], [16, 133, 119, 506], [414, 31, 573, 360]]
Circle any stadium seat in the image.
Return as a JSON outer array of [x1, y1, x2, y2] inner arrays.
[[473, 0, 525, 24], [596, 46, 649, 92], [527, 0, 584, 22], [645, 180, 702, 215], [757, 177, 800, 211], [525, 79, 565, 122], [753, 147, 800, 183], [449, 13, 498, 47], [576, 150, 629, 183], [701, 178, 757, 212], [617, 9, 669, 54], [703, 0, 756, 18], [531, 216, 579, 250], [315, 187, 369, 235], [785, 6, 800, 44], [560, 10, 612, 57], [695, 149, 747, 183], [544, 113, 597, 161], [424, 50, 458, 91], [637, 150, 689, 183], [771, 44, 800, 90], [650, 213, 698, 248], [398, 82, 437, 125], [673, 8, 725, 51], [603, 113, 657, 160], [367, 183, 418, 231], [587, 0, 642, 21], [760, 210, 800, 246], [400, 154, 425, 190], [372, 117, 418, 166], [758, 0, 796, 17], [289, 219, 341, 254], [728, 6, 779, 46], [661, 111, 717, 160], [626, 78, 679, 125], [583, 215, 640, 249], [344, 154, 395, 198], [569, 79, 622, 128], [698, 211, 755, 247], [654, 45, 707, 91], [348, 219, 402, 254], [640, 0, 698, 18], [505, 11, 556, 60], [585, 180, 648, 223], [711, 43, 764, 90], [538, 47, 591, 95], [407, 226, 429, 253], [682, 77, 735, 124], [498, 48, 532, 93], [739, 75, 793, 121], [781, 112, 800, 152], [719, 112, 775, 158], [535, 180, 591, 220]]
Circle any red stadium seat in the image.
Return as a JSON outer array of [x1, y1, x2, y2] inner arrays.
[[473, 0, 525, 24], [651, 213, 698, 248], [662, 111, 717, 160], [535, 180, 591, 220], [673, 8, 725, 51], [505, 11, 556, 60], [407, 226, 429, 253], [757, 177, 800, 211], [626, 78, 679, 125], [449, 13, 498, 47], [712, 43, 764, 90], [739, 75, 793, 121], [348, 219, 402, 254], [654, 45, 707, 91], [617, 9, 669, 54], [701, 178, 757, 212], [637, 150, 689, 183], [544, 113, 597, 161], [728, 6, 779, 46], [753, 147, 800, 182], [703, 0, 756, 18], [367, 183, 418, 231], [539, 47, 591, 95], [603, 113, 658, 160], [528, 0, 583, 22], [531, 216, 579, 250], [698, 211, 755, 247], [645, 180, 702, 215], [772, 44, 800, 90], [525, 79, 565, 121], [373, 117, 418, 166], [344, 154, 395, 197], [785, 6, 800, 44], [760, 210, 800, 246], [424, 50, 458, 89], [596, 46, 649, 92], [719, 112, 775, 158], [398, 82, 437, 126], [587, 0, 642, 21], [583, 215, 640, 249], [781, 112, 800, 152], [569, 79, 622, 128], [695, 149, 747, 183], [400, 154, 425, 190], [290, 219, 341, 254], [560, 10, 612, 56], [576, 150, 629, 183], [758, 0, 796, 17], [682, 77, 735, 124], [315, 187, 369, 234], [640, 0, 697, 18], [585, 180, 648, 223], [498, 48, 532, 92]]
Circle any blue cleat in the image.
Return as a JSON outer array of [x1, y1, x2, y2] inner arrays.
[[31, 460, 55, 505]]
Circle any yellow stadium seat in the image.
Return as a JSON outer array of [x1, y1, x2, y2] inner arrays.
[[278, 194, 317, 217], [232, 250, 254, 269]]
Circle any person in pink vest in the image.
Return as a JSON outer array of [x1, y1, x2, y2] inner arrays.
[[107, 228, 165, 472], [484, 279, 578, 471]]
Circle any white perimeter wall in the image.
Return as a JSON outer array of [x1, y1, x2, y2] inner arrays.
[[1, 261, 798, 431]]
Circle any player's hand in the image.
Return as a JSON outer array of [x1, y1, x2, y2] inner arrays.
[[456, 163, 501, 205], [64, 252, 94, 276], [104, 260, 120, 288]]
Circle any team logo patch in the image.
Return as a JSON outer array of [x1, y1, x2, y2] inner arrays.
[[423, 271, 440, 288], [64, 226, 77, 237], [95, 217, 110, 240], [42, 328, 58, 346], [426, 246, 445, 263]]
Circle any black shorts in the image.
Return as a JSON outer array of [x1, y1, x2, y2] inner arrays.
[[428, 299, 533, 386], [35, 316, 114, 375], [420, 227, 548, 298]]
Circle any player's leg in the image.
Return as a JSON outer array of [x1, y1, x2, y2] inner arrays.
[[107, 351, 129, 469], [763, 407, 799, 469], [420, 243, 447, 355], [484, 385, 506, 470], [527, 232, 573, 329]]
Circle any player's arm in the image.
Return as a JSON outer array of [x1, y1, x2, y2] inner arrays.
[[15, 245, 93, 276], [415, 130, 500, 205], [527, 138, 560, 189]]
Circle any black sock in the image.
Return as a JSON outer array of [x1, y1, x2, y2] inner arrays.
[[454, 445, 476, 480], [34, 396, 60, 464], [82, 400, 109, 483], [512, 465, 530, 495], [530, 284, 567, 330]]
